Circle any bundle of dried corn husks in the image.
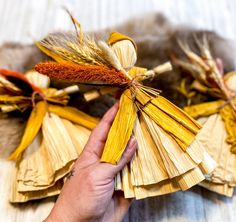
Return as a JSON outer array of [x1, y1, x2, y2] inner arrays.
[[34, 18, 216, 199], [0, 68, 98, 202], [173, 41, 236, 196]]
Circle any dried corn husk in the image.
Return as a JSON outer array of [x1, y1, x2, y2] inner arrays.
[[11, 113, 92, 202], [0, 74, 22, 93], [114, 109, 216, 199], [25, 70, 50, 88], [184, 110, 236, 196], [17, 113, 78, 191], [0, 69, 98, 202], [101, 89, 137, 164], [200, 181, 234, 197], [61, 119, 91, 153], [84, 87, 117, 102], [106, 34, 215, 198], [48, 104, 98, 130], [16, 133, 53, 191], [35, 25, 216, 199], [110, 39, 137, 70], [199, 115, 236, 183], [11, 170, 63, 203], [175, 45, 236, 196], [8, 101, 47, 160]]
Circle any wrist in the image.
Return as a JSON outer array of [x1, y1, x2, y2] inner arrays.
[[44, 209, 78, 222], [44, 209, 103, 222]]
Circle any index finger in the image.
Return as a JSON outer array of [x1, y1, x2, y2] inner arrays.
[[83, 102, 119, 157]]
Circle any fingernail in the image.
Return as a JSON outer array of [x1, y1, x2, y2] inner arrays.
[[108, 103, 119, 117]]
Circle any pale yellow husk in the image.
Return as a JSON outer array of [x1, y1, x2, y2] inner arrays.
[[6, 70, 95, 202], [16, 113, 78, 191], [0, 75, 22, 93], [101, 33, 216, 198], [111, 40, 137, 70], [25, 70, 50, 88], [84, 87, 117, 102], [10, 170, 62, 203], [195, 114, 236, 196], [183, 74, 236, 196], [114, 109, 216, 199], [116, 165, 211, 199], [135, 89, 201, 151], [11, 113, 92, 202], [200, 180, 234, 197]]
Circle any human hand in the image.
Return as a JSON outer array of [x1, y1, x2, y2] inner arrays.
[[45, 103, 137, 222]]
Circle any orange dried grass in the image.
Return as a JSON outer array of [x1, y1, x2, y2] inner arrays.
[[35, 62, 131, 86]]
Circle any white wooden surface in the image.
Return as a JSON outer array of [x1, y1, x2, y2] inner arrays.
[[0, 0, 236, 221]]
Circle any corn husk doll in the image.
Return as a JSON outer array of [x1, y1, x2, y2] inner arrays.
[[0, 68, 98, 202], [34, 26, 216, 199], [173, 41, 236, 196]]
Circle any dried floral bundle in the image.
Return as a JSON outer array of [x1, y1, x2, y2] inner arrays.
[[173, 41, 236, 196], [35, 18, 216, 199], [0, 69, 98, 202]]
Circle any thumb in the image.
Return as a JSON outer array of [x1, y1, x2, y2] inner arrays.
[[102, 136, 137, 177]]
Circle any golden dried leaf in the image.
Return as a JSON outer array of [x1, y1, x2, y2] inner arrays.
[[0, 95, 29, 103], [220, 105, 236, 154], [184, 100, 224, 119], [101, 89, 137, 164], [48, 104, 98, 130], [135, 89, 201, 151], [8, 101, 47, 160], [35, 41, 66, 63]]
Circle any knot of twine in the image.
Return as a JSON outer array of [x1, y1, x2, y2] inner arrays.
[[127, 71, 160, 107], [127, 73, 150, 100], [31, 91, 47, 108]]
